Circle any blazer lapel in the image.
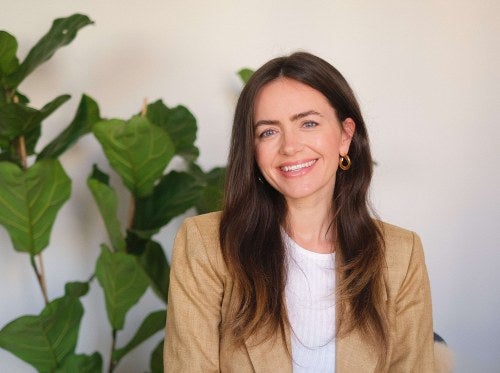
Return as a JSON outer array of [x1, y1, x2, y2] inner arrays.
[[244, 325, 293, 372]]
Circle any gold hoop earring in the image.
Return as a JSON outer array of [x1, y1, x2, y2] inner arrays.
[[339, 154, 351, 170]]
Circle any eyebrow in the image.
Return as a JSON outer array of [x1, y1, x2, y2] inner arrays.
[[254, 110, 322, 127]]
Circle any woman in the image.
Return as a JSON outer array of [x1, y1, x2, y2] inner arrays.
[[164, 52, 434, 372]]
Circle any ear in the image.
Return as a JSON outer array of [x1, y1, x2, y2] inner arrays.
[[340, 118, 355, 154]]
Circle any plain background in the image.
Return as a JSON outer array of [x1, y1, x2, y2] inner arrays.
[[1, 1, 499, 372]]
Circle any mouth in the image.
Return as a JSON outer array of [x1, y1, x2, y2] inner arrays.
[[279, 159, 317, 172]]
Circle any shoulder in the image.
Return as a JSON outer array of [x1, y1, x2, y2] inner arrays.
[[378, 221, 424, 264], [173, 211, 225, 272], [377, 221, 427, 296], [181, 211, 222, 241]]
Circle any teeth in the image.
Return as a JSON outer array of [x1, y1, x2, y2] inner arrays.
[[281, 160, 316, 172]]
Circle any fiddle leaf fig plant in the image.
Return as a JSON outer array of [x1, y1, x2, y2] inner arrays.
[[88, 99, 225, 371], [0, 13, 226, 372], [0, 14, 103, 372]]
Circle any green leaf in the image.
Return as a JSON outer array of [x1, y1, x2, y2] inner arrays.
[[29, 95, 72, 155], [190, 164, 225, 214], [38, 94, 100, 160], [0, 31, 19, 78], [237, 68, 254, 84], [138, 241, 170, 302], [64, 281, 90, 298], [112, 310, 166, 363], [55, 352, 103, 373], [40, 94, 71, 119], [87, 165, 126, 251], [150, 340, 164, 373], [88, 162, 109, 184], [0, 102, 43, 140], [0, 159, 71, 255], [92, 116, 175, 197], [95, 245, 149, 330], [133, 170, 204, 235], [0, 95, 69, 155], [5, 14, 94, 88], [0, 291, 85, 372], [146, 100, 199, 161], [24, 124, 41, 156]]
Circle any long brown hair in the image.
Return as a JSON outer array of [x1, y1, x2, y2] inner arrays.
[[220, 52, 387, 353]]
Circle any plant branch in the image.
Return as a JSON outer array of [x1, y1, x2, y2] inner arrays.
[[108, 329, 117, 373], [30, 255, 49, 305], [14, 95, 27, 170], [140, 97, 148, 117], [37, 254, 48, 300], [17, 136, 28, 169]]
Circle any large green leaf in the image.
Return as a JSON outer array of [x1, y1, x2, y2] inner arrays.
[[0, 159, 71, 255], [146, 100, 199, 161], [55, 353, 102, 373], [112, 310, 166, 363], [189, 163, 225, 214], [138, 241, 170, 302], [133, 170, 204, 236], [38, 94, 100, 159], [5, 14, 94, 88], [95, 245, 149, 330], [0, 31, 19, 78], [87, 165, 126, 251], [0, 95, 70, 155], [0, 102, 43, 140], [28, 95, 72, 155], [24, 122, 42, 157], [0, 283, 87, 373], [92, 116, 174, 198], [150, 340, 164, 373]]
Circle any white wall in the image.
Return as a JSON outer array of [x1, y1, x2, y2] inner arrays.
[[1, 1, 499, 371]]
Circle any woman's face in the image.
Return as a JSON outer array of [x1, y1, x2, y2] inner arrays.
[[253, 78, 354, 206]]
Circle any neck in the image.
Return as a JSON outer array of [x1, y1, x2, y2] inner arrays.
[[285, 198, 335, 254]]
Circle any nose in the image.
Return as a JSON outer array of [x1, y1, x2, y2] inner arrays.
[[279, 128, 303, 155]]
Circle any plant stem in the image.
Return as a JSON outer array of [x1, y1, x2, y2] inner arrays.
[[108, 329, 117, 373], [17, 136, 28, 169], [37, 254, 48, 299], [141, 97, 148, 117], [30, 255, 49, 305]]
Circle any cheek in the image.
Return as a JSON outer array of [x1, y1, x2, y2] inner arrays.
[[254, 142, 269, 163], [254, 144, 266, 171]]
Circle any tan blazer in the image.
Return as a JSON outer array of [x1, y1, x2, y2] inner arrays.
[[164, 212, 434, 372]]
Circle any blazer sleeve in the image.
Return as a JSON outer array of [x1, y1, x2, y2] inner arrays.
[[164, 217, 224, 372], [389, 232, 435, 372]]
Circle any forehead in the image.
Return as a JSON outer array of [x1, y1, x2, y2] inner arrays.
[[254, 77, 333, 119]]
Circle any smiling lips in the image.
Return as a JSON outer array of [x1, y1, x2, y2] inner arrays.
[[279, 159, 317, 173]]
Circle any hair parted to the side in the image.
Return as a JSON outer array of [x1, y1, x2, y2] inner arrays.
[[220, 52, 388, 356]]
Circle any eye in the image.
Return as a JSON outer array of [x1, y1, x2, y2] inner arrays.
[[258, 128, 277, 138], [303, 121, 318, 128]]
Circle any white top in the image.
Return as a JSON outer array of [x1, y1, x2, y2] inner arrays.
[[284, 233, 336, 372]]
